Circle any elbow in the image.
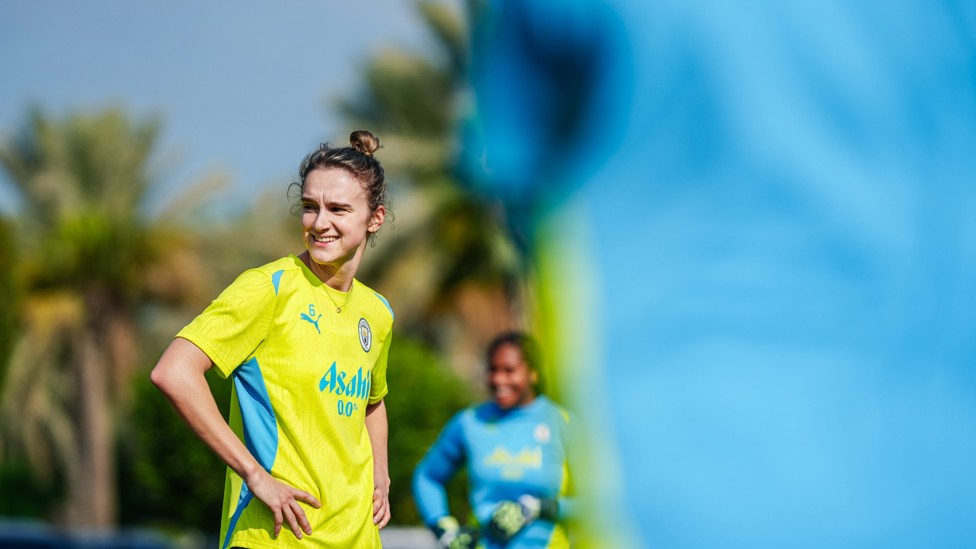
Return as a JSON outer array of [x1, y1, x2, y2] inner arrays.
[[411, 463, 423, 489], [150, 358, 180, 396], [150, 338, 193, 395], [149, 363, 169, 392], [412, 463, 434, 493], [411, 471, 424, 507]]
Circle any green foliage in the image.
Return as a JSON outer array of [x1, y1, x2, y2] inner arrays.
[[386, 337, 476, 525], [0, 459, 62, 517], [118, 367, 230, 534], [340, 1, 527, 354], [0, 106, 216, 528]]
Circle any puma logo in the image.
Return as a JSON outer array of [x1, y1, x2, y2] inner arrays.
[[301, 307, 322, 334]]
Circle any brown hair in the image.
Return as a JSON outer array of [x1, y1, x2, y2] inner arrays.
[[290, 131, 391, 237], [487, 331, 546, 394]]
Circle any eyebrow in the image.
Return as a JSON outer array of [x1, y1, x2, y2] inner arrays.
[[302, 196, 354, 209]]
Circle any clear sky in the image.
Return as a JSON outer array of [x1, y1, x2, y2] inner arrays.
[[0, 0, 432, 214]]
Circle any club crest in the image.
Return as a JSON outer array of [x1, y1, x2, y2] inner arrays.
[[359, 318, 372, 352], [533, 423, 551, 444]]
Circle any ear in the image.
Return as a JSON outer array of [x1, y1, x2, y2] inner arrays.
[[367, 205, 386, 234]]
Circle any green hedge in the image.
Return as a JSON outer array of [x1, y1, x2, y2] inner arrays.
[[384, 338, 475, 525]]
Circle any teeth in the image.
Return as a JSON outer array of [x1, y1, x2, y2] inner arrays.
[[314, 236, 337, 243]]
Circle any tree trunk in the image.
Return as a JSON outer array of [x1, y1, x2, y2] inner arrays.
[[63, 319, 116, 529], [107, 313, 138, 406]]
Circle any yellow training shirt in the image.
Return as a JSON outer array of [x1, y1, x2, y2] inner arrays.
[[177, 255, 393, 549]]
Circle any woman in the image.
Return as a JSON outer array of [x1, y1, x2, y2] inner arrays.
[[152, 131, 394, 549], [413, 332, 575, 548]]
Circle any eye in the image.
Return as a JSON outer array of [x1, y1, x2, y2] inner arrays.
[[302, 202, 317, 212]]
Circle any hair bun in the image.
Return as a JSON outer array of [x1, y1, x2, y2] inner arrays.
[[350, 130, 381, 157]]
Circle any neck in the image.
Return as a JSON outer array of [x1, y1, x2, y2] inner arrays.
[[497, 393, 537, 411], [300, 251, 356, 292]]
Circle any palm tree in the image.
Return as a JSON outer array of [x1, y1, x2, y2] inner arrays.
[[337, 0, 529, 383], [0, 107, 216, 528], [0, 218, 15, 386]]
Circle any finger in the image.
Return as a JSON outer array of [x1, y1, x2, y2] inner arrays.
[[273, 507, 283, 538], [283, 504, 303, 540], [382, 503, 392, 528], [294, 488, 322, 509], [371, 490, 382, 519], [373, 496, 388, 525], [377, 504, 391, 529], [291, 501, 313, 536]]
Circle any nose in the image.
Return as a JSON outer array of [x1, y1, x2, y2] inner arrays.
[[313, 209, 333, 231], [488, 369, 504, 386]]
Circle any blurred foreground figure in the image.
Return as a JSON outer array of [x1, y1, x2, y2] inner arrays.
[[461, 1, 976, 547]]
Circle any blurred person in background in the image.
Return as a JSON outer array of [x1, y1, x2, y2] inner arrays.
[[460, 0, 976, 547], [152, 131, 395, 548], [413, 331, 575, 548]]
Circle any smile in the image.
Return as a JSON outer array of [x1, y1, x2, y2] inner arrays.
[[313, 235, 337, 244]]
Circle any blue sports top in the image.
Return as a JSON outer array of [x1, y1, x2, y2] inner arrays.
[[413, 396, 574, 548]]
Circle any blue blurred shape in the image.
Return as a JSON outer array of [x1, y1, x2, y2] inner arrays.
[[462, 0, 976, 547], [0, 520, 171, 549], [0, 520, 62, 549]]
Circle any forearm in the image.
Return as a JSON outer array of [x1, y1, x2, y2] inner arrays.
[[364, 400, 389, 485], [413, 417, 466, 525], [153, 339, 323, 538], [151, 337, 264, 483], [413, 468, 452, 526]]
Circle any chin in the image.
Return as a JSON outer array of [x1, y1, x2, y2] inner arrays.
[[308, 249, 338, 265]]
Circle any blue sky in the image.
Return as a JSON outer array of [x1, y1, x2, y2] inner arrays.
[[0, 0, 432, 214]]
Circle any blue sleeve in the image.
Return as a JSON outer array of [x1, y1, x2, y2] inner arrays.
[[556, 410, 577, 521], [413, 411, 469, 527]]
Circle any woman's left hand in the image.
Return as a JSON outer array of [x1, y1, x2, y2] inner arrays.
[[365, 399, 391, 529], [372, 475, 391, 528]]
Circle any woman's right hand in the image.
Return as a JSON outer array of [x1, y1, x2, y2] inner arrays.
[[152, 339, 323, 540], [245, 469, 322, 540]]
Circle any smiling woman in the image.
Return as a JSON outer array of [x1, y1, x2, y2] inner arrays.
[[295, 132, 387, 311], [413, 332, 575, 549], [487, 332, 541, 410], [150, 131, 396, 549]]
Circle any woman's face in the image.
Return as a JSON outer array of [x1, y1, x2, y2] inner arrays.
[[300, 167, 384, 278], [488, 343, 537, 409]]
